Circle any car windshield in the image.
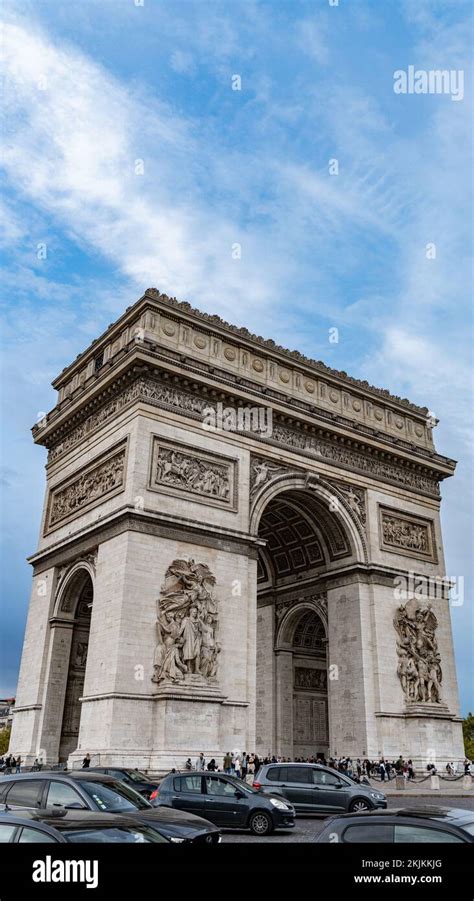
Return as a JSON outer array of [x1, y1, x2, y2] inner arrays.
[[63, 825, 168, 843], [78, 780, 151, 812], [124, 770, 149, 783], [221, 777, 257, 794]]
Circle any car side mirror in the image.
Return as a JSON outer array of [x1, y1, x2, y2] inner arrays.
[[234, 790, 245, 799], [64, 802, 88, 810]]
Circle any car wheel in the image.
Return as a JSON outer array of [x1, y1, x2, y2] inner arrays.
[[249, 811, 273, 836], [349, 799, 372, 812]]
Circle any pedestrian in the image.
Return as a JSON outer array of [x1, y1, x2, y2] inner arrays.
[[234, 754, 241, 778], [223, 751, 232, 774], [195, 752, 206, 771], [15, 755, 22, 773], [5, 754, 12, 770], [379, 759, 386, 782], [253, 754, 260, 777], [241, 752, 248, 780], [82, 753, 91, 769], [185, 758, 192, 771], [207, 758, 217, 772], [407, 759, 414, 780]]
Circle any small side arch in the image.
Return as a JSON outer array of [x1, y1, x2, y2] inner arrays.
[[53, 561, 95, 619]]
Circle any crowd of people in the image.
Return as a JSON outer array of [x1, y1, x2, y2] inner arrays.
[[0, 753, 22, 772], [182, 751, 474, 783], [2, 750, 473, 779]]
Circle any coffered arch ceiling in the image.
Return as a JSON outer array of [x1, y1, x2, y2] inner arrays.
[[257, 489, 352, 586]]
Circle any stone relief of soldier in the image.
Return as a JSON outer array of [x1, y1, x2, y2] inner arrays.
[[394, 598, 442, 704], [152, 559, 220, 685], [383, 516, 428, 552], [156, 449, 230, 500]]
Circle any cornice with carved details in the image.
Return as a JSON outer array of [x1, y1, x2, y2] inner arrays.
[[36, 348, 455, 478], [41, 370, 451, 499]]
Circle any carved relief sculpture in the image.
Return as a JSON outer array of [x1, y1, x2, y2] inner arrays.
[[394, 598, 442, 704], [250, 456, 295, 497], [150, 438, 237, 509], [152, 559, 220, 686], [294, 667, 328, 691], [380, 507, 436, 560], [46, 444, 126, 531]]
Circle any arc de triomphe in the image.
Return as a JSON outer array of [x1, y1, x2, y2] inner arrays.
[[11, 289, 464, 769]]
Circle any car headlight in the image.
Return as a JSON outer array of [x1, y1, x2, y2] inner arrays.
[[370, 792, 385, 800], [270, 798, 291, 811], [170, 837, 186, 843]]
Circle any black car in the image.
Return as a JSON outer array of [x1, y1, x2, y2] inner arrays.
[[0, 772, 220, 844], [86, 767, 160, 800], [316, 806, 474, 843], [0, 806, 169, 843], [152, 771, 295, 835]]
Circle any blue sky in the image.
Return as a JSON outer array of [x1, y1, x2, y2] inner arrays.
[[0, 0, 472, 714]]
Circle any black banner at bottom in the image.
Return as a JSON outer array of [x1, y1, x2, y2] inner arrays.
[[2, 844, 471, 897]]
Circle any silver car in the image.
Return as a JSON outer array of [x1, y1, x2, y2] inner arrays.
[[254, 763, 387, 814]]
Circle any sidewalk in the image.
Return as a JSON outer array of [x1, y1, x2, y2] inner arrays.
[[368, 776, 473, 796]]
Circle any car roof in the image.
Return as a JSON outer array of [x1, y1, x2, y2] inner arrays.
[[262, 762, 328, 769], [328, 806, 474, 824], [0, 771, 119, 784], [0, 805, 156, 831]]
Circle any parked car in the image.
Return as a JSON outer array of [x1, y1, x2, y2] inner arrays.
[[0, 772, 220, 844], [0, 806, 169, 843], [151, 771, 295, 835], [87, 767, 160, 799], [253, 763, 386, 814], [315, 806, 474, 843]]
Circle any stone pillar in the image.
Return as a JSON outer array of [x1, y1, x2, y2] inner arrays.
[[35, 621, 74, 763], [8, 568, 56, 765], [327, 581, 374, 759], [275, 649, 293, 758], [255, 601, 275, 756]]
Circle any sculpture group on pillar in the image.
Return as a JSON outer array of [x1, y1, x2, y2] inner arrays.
[[152, 559, 220, 686], [394, 598, 442, 704]]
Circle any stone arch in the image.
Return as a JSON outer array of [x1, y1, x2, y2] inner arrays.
[[53, 560, 96, 618], [45, 563, 95, 763], [250, 472, 368, 564], [276, 597, 328, 651]]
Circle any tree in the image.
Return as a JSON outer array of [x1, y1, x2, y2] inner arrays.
[[0, 728, 11, 756], [462, 712, 474, 761]]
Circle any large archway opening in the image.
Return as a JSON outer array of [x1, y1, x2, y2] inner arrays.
[[255, 484, 358, 759], [57, 570, 94, 762]]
